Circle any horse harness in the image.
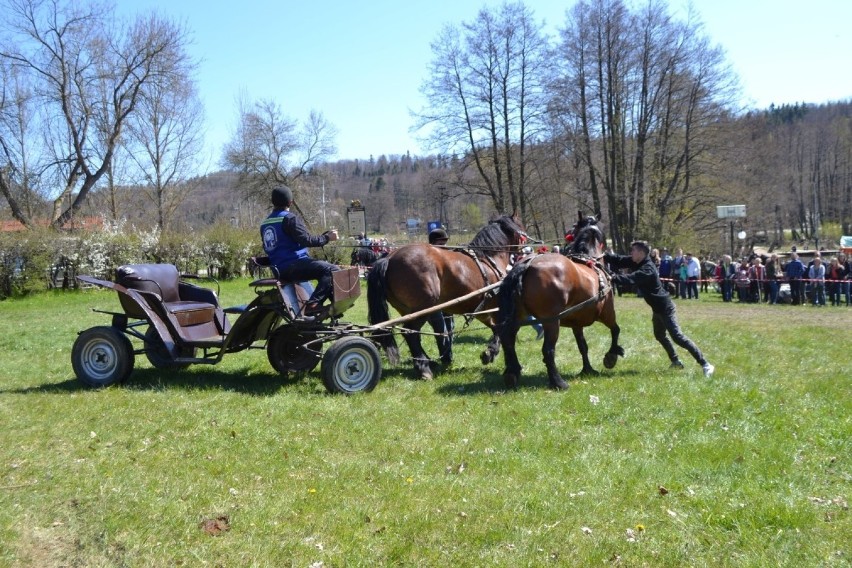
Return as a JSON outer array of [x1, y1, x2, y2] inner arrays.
[[516, 253, 613, 326], [457, 248, 507, 327]]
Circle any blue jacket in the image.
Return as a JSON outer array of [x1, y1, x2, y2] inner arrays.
[[261, 210, 309, 267], [785, 259, 805, 279]]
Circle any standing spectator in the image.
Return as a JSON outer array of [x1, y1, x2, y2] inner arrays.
[[700, 256, 716, 293], [717, 255, 736, 302], [685, 252, 701, 299], [659, 248, 673, 295], [765, 254, 780, 304], [649, 248, 661, 269], [672, 248, 684, 299], [826, 256, 845, 306], [804, 252, 821, 303], [809, 257, 826, 306], [785, 252, 806, 305], [841, 253, 852, 306], [659, 248, 672, 278], [734, 262, 751, 302], [747, 257, 766, 303], [678, 257, 689, 299]]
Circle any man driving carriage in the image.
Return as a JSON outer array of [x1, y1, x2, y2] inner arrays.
[[260, 185, 339, 319]]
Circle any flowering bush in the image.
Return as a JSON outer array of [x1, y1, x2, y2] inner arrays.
[[0, 222, 259, 297]]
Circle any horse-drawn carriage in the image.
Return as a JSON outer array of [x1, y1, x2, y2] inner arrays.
[[71, 261, 382, 394]]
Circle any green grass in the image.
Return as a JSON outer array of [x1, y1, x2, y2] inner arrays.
[[0, 282, 849, 566]]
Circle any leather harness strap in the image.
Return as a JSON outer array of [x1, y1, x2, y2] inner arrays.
[[516, 254, 612, 326]]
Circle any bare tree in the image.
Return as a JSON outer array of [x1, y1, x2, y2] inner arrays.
[[551, 0, 736, 249], [0, 0, 193, 229], [0, 58, 44, 226], [222, 96, 337, 220], [125, 58, 205, 230], [415, 2, 552, 217]]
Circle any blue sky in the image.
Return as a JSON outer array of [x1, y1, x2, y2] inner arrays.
[[119, 0, 852, 165]]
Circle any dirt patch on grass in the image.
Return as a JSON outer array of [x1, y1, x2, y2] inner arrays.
[[14, 522, 81, 568]]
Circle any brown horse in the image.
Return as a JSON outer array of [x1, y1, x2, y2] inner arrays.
[[497, 216, 623, 389], [367, 214, 527, 379]]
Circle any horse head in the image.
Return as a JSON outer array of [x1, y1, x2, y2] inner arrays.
[[470, 214, 528, 256], [573, 210, 600, 233], [569, 221, 606, 258]]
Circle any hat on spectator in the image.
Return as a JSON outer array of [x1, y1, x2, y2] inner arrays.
[[429, 228, 449, 244]]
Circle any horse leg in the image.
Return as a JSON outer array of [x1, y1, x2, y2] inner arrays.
[[401, 320, 434, 380], [480, 331, 501, 365], [602, 322, 624, 369], [572, 326, 598, 376], [542, 323, 568, 390], [501, 319, 522, 390], [428, 311, 454, 365]]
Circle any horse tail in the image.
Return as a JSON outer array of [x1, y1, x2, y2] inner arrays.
[[366, 256, 400, 364], [496, 259, 530, 344]]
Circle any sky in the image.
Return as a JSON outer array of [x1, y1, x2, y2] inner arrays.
[[118, 0, 852, 165]]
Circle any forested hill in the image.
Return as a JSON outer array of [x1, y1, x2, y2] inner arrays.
[[6, 100, 852, 254]]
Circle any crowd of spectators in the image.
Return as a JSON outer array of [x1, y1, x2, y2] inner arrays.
[[646, 247, 850, 307]]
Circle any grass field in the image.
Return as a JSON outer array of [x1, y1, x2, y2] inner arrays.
[[0, 280, 849, 567]]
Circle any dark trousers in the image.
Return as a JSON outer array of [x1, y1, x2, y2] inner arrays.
[[721, 280, 733, 302], [687, 277, 699, 299], [276, 257, 337, 305], [652, 306, 706, 365], [789, 278, 803, 304]]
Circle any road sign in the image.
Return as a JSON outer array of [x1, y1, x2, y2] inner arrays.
[[716, 205, 746, 219]]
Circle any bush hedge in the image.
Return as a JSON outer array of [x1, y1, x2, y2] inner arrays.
[[0, 221, 359, 299]]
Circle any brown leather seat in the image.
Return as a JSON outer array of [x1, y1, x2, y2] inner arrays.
[[116, 264, 216, 326]]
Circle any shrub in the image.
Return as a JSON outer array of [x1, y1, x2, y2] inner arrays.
[[201, 223, 259, 279], [0, 229, 54, 298]]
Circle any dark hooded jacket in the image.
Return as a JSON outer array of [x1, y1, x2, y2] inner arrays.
[[605, 253, 674, 313]]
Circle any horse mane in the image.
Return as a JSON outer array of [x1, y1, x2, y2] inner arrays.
[[468, 216, 523, 256], [568, 223, 605, 257]]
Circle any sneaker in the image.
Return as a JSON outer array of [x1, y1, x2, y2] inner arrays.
[[670, 360, 684, 369], [702, 363, 715, 377]]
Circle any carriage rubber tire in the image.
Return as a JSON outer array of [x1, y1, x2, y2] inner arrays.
[[267, 326, 321, 374], [71, 326, 135, 388], [320, 336, 382, 394], [144, 327, 193, 370]]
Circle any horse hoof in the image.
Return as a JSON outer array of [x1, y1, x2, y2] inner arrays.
[[480, 351, 494, 365], [580, 367, 599, 376], [420, 369, 433, 380], [550, 378, 569, 390], [503, 373, 518, 389], [603, 352, 618, 369]]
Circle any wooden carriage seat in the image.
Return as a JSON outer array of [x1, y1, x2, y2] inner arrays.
[[115, 264, 216, 327]]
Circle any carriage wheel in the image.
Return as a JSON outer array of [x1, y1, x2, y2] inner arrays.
[[71, 326, 135, 388], [144, 327, 194, 369], [321, 336, 381, 394], [267, 326, 321, 374]]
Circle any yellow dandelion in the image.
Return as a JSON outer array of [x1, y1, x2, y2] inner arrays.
[[636, 524, 645, 532], [308, 488, 317, 494], [406, 477, 414, 484]]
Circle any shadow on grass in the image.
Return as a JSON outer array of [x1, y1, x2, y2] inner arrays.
[[435, 368, 642, 396], [1, 366, 302, 396]]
